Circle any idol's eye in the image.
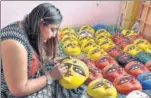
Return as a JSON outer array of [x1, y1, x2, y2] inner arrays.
[[64, 63, 72, 69], [143, 74, 151, 81], [98, 35, 105, 39], [63, 37, 71, 42], [119, 77, 129, 85], [128, 46, 135, 51], [121, 39, 127, 43], [125, 31, 131, 35], [73, 66, 85, 76], [79, 31, 86, 35], [85, 42, 93, 47], [95, 68, 101, 73], [64, 43, 72, 48], [99, 30, 105, 33], [129, 64, 139, 70], [91, 49, 99, 54], [109, 47, 116, 52], [92, 81, 103, 89], [99, 57, 108, 63], [137, 40, 144, 44], [101, 41, 108, 45], [107, 67, 116, 73]]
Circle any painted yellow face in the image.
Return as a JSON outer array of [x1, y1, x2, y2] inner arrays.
[[61, 36, 78, 44], [87, 78, 117, 98], [79, 36, 95, 46], [124, 44, 142, 56], [133, 39, 151, 50], [95, 29, 111, 38], [99, 40, 116, 51], [95, 35, 111, 44], [81, 41, 98, 53], [79, 25, 95, 35], [121, 29, 136, 36], [98, 38, 113, 46], [62, 31, 76, 38], [59, 58, 89, 89], [62, 33, 77, 39], [59, 26, 76, 35], [87, 47, 108, 61], [63, 39, 79, 46], [62, 42, 81, 56]]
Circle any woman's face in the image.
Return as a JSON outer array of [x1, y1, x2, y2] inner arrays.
[[40, 22, 60, 42]]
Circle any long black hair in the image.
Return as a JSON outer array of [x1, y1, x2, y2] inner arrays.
[[23, 3, 63, 69]]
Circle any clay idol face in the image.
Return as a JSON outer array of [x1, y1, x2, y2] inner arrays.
[[62, 42, 81, 56], [137, 72, 151, 90], [80, 25, 95, 35], [121, 29, 136, 36], [113, 75, 142, 95], [102, 65, 127, 82], [87, 78, 117, 98], [124, 44, 142, 56], [95, 55, 118, 70], [95, 29, 111, 37], [112, 33, 125, 42], [59, 58, 89, 89], [125, 61, 149, 78], [135, 52, 151, 64], [87, 48, 108, 61], [116, 38, 130, 49], [116, 52, 135, 67], [107, 46, 122, 58], [133, 39, 151, 50], [85, 59, 103, 85]]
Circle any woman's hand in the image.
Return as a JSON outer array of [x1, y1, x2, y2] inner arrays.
[[49, 63, 68, 80]]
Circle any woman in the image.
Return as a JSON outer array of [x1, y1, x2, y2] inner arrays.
[[1, 3, 85, 98]]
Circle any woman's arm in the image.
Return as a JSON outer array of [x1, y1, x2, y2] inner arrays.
[[1, 40, 50, 97], [1, 40, 67, 97]]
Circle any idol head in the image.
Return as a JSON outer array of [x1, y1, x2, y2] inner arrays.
[[137, 72, 151, 90], [87, 78, 117, 98], [125, 61, 149, 78], [59, 58, 89, 89], [107, 46, 122, 58], [113, 74, 142, 95], [95, 55, 118, 70], [84, 59, 103, 85], [102, 65, 127, 82]]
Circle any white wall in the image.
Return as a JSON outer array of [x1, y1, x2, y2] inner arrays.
[[1, 1, 121, 28]]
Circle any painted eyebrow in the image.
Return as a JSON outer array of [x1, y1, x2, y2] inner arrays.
[[64, 63, 84, 70]]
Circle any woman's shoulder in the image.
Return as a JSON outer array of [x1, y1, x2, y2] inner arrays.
[[1, 21, 28, 42], [1, 21, 24, 33], [1, 21, 32, 65]]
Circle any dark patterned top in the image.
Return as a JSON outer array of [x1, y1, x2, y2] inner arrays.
[[1, 21, 85, 98]]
